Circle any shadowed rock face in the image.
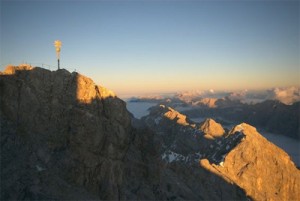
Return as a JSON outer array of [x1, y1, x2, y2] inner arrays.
[[0, 66, 247, 201], [141, 105, 300, 201], [139, 105, 249, 200], [1, 65, 299, 201], [0, 65, 132, 200], [124, 122, 248, 201]]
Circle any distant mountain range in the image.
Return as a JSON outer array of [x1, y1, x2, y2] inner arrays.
[[129, 90, 300, 139], [129, 86, 300, 105], [1, 65, 299, 200]]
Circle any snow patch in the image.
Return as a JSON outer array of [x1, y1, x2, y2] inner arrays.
[[162, 151, 188, 163], [235, 124, 244, 132], [36, 165, 45, 172], [155, 116, 162, 125]]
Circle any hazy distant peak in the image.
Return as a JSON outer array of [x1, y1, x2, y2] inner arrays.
[[196, 98, 218, 108]]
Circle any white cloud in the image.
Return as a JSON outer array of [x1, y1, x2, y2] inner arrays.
[[271, 86, 300, 105]]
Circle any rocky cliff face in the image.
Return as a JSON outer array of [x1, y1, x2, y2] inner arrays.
[[201, 123, 300, 201], [1, 65, 299, 201], [139, 105, 249, 200], [200, 118, 225, 139], [141, 105, 300, 201], [1, 65, 132, 200]]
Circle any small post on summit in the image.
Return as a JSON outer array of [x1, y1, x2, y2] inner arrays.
[[54, 40, 62, 70]]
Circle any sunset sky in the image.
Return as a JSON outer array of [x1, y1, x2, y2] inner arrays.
[[1, 0, 299, 97]]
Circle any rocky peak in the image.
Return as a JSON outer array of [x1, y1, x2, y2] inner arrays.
[[142, 105, 300, 200], [1, 65, 299, 201], [200, 123, 300, 201], [0, 65, 131, 200], [199, 118, 225, 139], [196, 98, 218, 108], [162, 106, 190, 126], [143, 105, 244, 163], [147, 104, 193, 126]]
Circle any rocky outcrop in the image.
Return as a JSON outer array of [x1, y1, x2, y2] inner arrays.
[[151, 105, 194, 126], [142, 105, 300, 201], [1, 65, 299, 201], [124, 120, 247, 200], [0, 67, 247, 200], [199, 118, 225, 139], [140, 105, 249, 200], [200, 123, 300, 201], [0, 65, 132, 200]]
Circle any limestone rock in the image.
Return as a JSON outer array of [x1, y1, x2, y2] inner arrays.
[[1, 65, 299, 201], [0, 65, 132, 200], [199, 118, 225, 139], [140, 105, 249, 200], [123, 120, 248, 201], [157, 105, 191, 126], [142, 105, 300, 201], [200, 123, 300, 201], [2, 64, 33, 75]]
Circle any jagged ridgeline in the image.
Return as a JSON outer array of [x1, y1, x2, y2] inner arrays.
[[0, 65, 132, 200], [1, 65, 299, 201]]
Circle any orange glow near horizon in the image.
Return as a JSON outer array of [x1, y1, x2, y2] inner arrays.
[[91, 61, 299, 97]]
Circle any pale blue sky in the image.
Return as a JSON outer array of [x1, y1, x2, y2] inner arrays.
[[1, 0, 299, 96]]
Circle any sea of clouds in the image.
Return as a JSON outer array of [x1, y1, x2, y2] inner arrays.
[[227, 86, 300, 105]]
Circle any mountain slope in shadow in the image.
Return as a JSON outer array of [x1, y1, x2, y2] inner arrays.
[[1, 65, 298, 201], [140, 105, 300, 201], [1, 65, 132, 200]]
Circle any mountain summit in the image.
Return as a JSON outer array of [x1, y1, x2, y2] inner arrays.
[[1, 65, 299, 200], [1, 65, 131, 200], [142, 104, 300, 200], [201, 123, 300, 201], [199, 118, 225, 139]]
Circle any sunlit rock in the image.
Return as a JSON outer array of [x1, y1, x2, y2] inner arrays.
[[199, 118, 225, 138], [201, 123, 300, 201]]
